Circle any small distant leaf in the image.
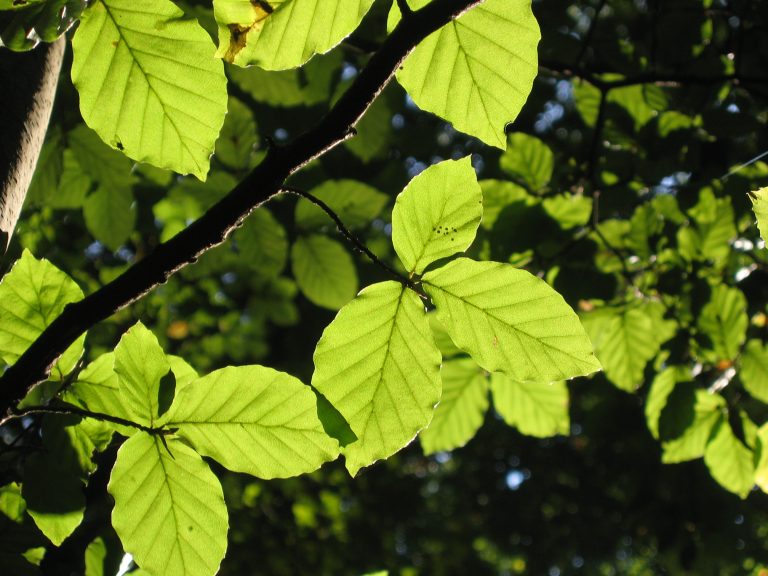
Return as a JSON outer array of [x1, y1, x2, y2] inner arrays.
[[423, 258, 600, 382], [83, 187, 135, 251], [214, 0, 375, 69], [572, 79, 601, 127], [71, 0, 227, 178], [237, 207, 289, 278], [608, 84, 666, 130], [312, 282, 441, 476], [168, 365, 338, 478], [420, 358, 489, 454], [500, 133, 554, 191], [392, 157, 482, 275], [750, 187, 768, 243], [581, 304, 669, 392], [479, 180, 533, 230], [27, 127, 64, 207], [696, 284, 748, 363], [0, 250, 84, 380], [0, 0, 83, 51], [542, 194, 592, 229], [67, 124, 136, 191], [660, 387, 725, 463], [491, 374, 569, 437], [295, 180, 388, 231], [114, 322, 171, 426], [0, 483, 25, 523], [740, 340, 768, 404], [704, 416, 755, 498], [292, 235, 358, 310], [645, 366, 690, 440], [388, 0, 540, 148], [109, 434, 228, 576]]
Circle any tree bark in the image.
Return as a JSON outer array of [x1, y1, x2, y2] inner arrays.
[[0, 37, 65, 253]]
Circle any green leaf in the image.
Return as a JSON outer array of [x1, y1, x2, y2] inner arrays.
[[423, 258, 600, 382], [109, 434, 228, 576], [420, 358, 489, 454], [542, 193, 592, 230], [608, 84, 666, 130], [704, 416, 755, 498], [750, 187, 768, 243], [696, 284, 748, 363], [491, 374, 569, 437], [71, 0, 227, 179], [581, 304, 669, 392], [312, 281, 441, 476], [500, 133, 554, 191], [660, 387, 725, 463], [236, 207, 288, 278], [0, 250, 84, 380], [53, 150, 92, 209], [67, 124, 136, 191], [0, 483, 26, 523], [83, 187, 135, 251], [392, 157, 482, 274], [740, 340, 768, 404], [27, 127, 64, 207], [572, 79, 601, 127], [214, 0, 375, 69], [295, 180, 388, 231], [65, 353, 136, 431], [756, 423, 768, 493], [291, 235, 358, 310], [168, 365, 339, 478], [388, 0, 540, 148], [227, 49, 341, 106], [479, 180, 534, 230], [114, 322, 171, 426], [645, 366, 690, 440], [214, 97, 259, 171]]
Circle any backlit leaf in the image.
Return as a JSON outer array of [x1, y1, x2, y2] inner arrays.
[[312, 281, 441, 475], [660, 386, 725, 463], [500, 133, 554, 191], [168, 365, 339, 478], [0, 250, 84, 380], [750, 187, 768, 243], [491, 374, 569, 437], [109, 434, 227, 576], [114, 322, 171, 426], [420, 358, 489, 454], [388, 0, 540, 148], [214, 0, 374, 69], [295, 180, 388, 231], [292, 235, 358, 310], [704, 416, 755, 498], [740, 339, 768, 404], [696, 284, 747, 363], [392, 157, 482, 275], [423, 258, 600, 382], [71, 0, 227, 178], [83, 187, 135, 251]]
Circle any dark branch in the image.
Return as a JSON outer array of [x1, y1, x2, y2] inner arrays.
[[0, 0, 484, 415], [4, 402, 161, 435], [281, 185, 416, 290]]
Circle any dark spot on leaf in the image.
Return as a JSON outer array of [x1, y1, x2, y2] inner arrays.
[[112, 40, 119, 48]]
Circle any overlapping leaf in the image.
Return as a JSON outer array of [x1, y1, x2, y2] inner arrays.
[[750, 187, 768, 242], [740, 340, 768, 404], [168, 365, 339, 478], [109, 434, 228, 576], [113, 322, 171, 427], [696, 284, 748, 363], [312, 281, 441, 475], [71, 0, 227, 178], [420, 358, 489, 454], [659, 386, 725, 463], [388, 0, 540, 148], [500, 133, 554, 191], [291, 235, 358, 310], [0, 250, 84, 380], [214, 0, 374, 69], [423, 258, 600, 382], [392, 157, 482, 275], [295, 180, 388, 231], [491, 374, 569, 437], [704, 417, 755, 498]]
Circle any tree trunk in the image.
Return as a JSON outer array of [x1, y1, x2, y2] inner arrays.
[[0, 37, 65, 253]]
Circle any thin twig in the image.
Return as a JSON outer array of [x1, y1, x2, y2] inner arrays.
[[4, 402, 167, 435], [397, 0, 414, 18], [573, 0, 607, 65], [281, 186, 424, 295]]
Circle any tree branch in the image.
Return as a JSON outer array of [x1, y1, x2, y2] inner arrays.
[[4, 402, 162, 435], [0, 0, 484, 416]]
